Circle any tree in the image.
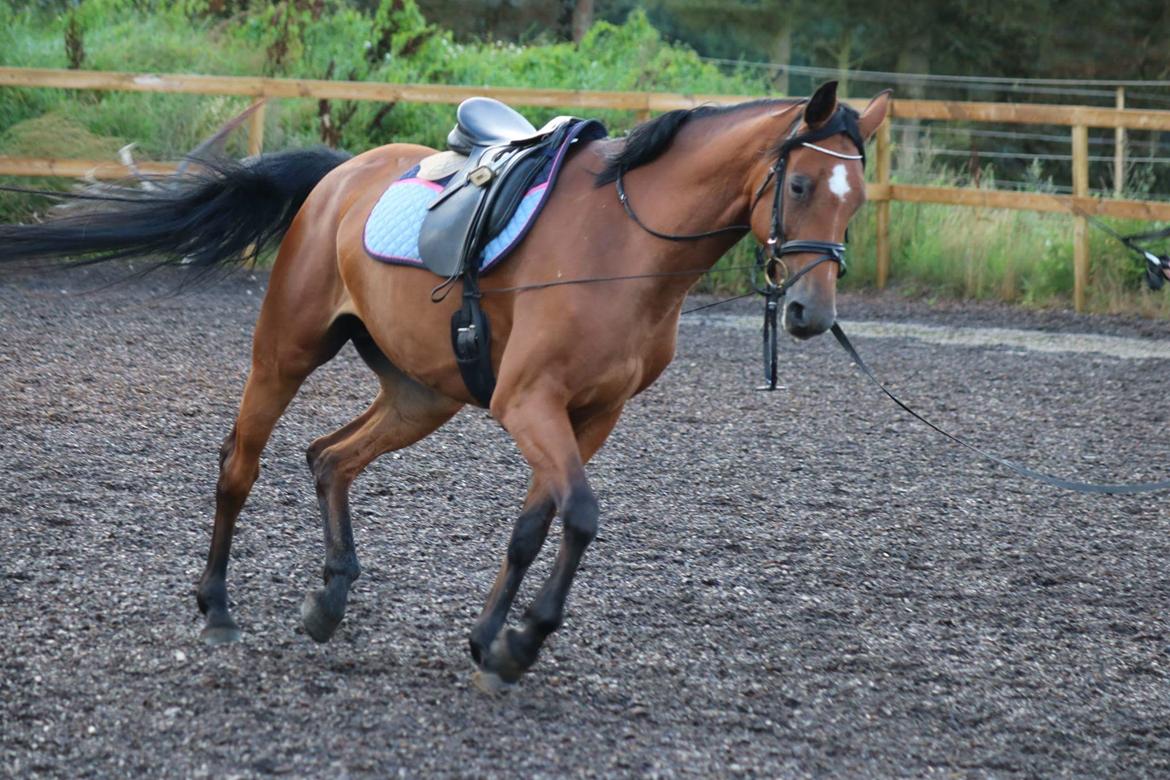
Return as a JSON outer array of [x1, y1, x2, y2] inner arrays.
[[652, 0, 809, 94], [571, 0, 594, 42]]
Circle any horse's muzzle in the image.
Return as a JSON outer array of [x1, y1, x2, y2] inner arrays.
[[783, 298, 835, 339]]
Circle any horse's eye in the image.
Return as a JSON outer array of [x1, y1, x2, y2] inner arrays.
[[789, 177, 810, 199]]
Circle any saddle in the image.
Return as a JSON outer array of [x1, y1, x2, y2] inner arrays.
[[418, 97, 574, 279], [404, 97, 608, 409], [417, 97, 584, 409]]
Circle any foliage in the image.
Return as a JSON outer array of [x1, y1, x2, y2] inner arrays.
[[1, 0, 1168, 315]]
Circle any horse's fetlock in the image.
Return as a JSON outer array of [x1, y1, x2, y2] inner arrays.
[[324, 553, 360, 584], [196, 578, 227, 614], [525, 603, 563, 637]]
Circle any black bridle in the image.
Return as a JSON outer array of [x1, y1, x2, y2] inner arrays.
[[617, 102, 867, 389], [617, 102, 865, 278]]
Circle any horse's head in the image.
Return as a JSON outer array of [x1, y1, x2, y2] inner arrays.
[[749, 83, 890, 339]]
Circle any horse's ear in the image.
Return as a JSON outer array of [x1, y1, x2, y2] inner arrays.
[[805, 81, 839, 128], [857, 89, 893, 141]]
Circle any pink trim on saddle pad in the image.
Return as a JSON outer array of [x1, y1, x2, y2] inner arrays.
[[396, 177, 445, 193]]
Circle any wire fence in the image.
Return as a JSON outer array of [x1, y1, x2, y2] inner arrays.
[[699, 58, 1170, 115]]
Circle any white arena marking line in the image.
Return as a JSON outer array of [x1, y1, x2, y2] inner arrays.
[[684, 316, 1170, 361], [828, 164, 851, 200]]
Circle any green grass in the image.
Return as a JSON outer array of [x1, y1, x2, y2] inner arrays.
[[844, 186, 1170, 317]]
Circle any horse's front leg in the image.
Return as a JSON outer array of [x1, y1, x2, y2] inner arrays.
[[474, 399, 622, 690], [468, 482, 556, 667]]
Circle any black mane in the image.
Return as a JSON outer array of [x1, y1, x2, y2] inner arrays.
[[594, 98, 802, 187]]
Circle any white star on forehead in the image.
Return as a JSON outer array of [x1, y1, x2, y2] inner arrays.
[[828, 163, 851, 200]]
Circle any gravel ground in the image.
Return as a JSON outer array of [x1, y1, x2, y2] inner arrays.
[[3, 266, 1170, 778]]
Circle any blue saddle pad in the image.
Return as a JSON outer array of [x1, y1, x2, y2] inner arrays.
[[364, 119, 606, 274]]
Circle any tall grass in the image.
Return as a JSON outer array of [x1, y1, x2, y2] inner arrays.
[[843, 167, 1170, 316]]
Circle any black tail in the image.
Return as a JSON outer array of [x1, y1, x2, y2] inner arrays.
[[0, 147, 351, 272]]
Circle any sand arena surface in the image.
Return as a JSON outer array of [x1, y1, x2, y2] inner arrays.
[[3, 266, 1170, 777]]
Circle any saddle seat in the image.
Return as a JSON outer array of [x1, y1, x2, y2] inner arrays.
[[446, 97, 539, 156]]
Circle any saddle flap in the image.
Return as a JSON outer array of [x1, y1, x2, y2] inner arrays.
[[417, 180, 487, 278]]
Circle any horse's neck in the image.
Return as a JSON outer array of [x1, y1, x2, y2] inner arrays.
[[626, 113, 775, 300]]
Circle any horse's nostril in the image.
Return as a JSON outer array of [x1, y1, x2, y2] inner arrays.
[[786, 301, 806, 327]]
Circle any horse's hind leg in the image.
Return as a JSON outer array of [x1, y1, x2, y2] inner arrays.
[[197, 358, 318, 644], [196, 296, 346, 644], [302, 363, 462, 642]]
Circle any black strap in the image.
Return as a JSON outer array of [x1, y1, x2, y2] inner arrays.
[[450, 268, 497, 407], [830, 322, 1170, 495], [615, 169, 750, 242], [1120, 224, 1170, 245], [1076, 209, 1170, 290]]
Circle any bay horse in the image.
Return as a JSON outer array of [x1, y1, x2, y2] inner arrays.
[[0, 81, 889, 689]]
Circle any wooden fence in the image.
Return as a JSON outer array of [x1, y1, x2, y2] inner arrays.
[[4, 66, 1170, 311]]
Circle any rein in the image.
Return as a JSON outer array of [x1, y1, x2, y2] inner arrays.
[[829, 323, 1170, 495]]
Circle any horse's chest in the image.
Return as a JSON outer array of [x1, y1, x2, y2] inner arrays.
[[628, 320, 679, 396]]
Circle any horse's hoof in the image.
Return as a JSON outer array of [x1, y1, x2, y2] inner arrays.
[[477, 628, 529, 683], [200, 619, 242, 646], [300, 590, 342, 644], [473, 669, 517, 695]]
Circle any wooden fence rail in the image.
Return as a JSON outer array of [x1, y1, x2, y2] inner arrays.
[[3, 66, 1170, 310]]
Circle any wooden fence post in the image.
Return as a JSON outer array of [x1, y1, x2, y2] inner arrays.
[[1072, 124, 1090, 312], [875, 117, 892, 288], [1115, 87, 1126, 197], [247, 99, 267, 157]]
